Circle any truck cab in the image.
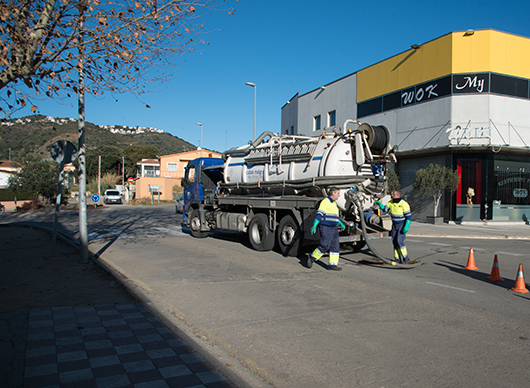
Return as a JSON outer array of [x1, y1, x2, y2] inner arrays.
[[182, 158, 224, 222]]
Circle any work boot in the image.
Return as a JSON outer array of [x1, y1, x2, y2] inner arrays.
[[306, 254, 315, 268], [327, 265, 342, 271]]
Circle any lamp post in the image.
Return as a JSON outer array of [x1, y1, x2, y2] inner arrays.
[[245, 82, 257, 140], [195, 122, 203, 158]]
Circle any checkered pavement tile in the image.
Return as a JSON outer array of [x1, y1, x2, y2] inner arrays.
[[24, 304, 233, 388]]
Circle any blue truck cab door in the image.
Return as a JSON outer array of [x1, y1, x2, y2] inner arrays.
[[182, 158, 224, 221]]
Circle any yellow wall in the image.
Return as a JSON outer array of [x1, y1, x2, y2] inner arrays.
[[357, 29, 530, 103], [452, 29, 530, 78]]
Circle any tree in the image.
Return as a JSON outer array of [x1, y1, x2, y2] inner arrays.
[[123, 144, 158, 176], [8, 159, 64, 203], [0, 0, 235, 115], [386, 168, 401, 193], [413, 164, 460, 217], [87, 144, 123, 177]]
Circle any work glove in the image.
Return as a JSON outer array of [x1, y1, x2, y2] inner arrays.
[[402, 219, 411, 234], [338, 220, 346, 231], [310, 219, 320, 235], [374, 200, 385, 210]]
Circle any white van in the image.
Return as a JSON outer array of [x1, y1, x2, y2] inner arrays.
[[104, 189, 122, 204]]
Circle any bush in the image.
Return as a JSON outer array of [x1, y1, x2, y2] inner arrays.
[[86, 173, 120, 194], [16, 197, 43, 212], [0, 188, 32, 201]]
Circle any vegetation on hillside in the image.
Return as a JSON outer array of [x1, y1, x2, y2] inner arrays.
[[0, 115, 195, 163]]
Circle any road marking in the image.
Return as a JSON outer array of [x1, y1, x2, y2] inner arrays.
[[426, 281, 476, 293], [428, 242, 452, 247], [459, 246, 485, 251], [495, 251, 524, 257], [153, 227, 187, 237]]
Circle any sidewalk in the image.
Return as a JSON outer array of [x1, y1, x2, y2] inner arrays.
[[2, 219, 530, 388], [407, 220, 530, 240], [0, 225, 241, 388]]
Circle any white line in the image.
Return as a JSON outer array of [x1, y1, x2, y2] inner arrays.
[[426, 281, 476, 293], [428, 242, 452, 247], [153, 227, 188, 237], [458, 246, 485, 251], [495, 251, 524, 257]]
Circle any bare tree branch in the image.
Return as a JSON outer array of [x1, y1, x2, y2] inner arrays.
[[0, 0, 235, 115]]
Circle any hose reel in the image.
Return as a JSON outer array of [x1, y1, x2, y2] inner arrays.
[[357, 123, 390, 153]]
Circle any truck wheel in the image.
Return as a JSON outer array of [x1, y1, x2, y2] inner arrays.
[[248, 213, 275, 251], [345, 241, 366, 252], [277, 215, 303, 257], [189, 209, 209, 238]]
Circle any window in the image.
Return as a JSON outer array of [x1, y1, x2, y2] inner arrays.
[[314, 115, 321, 131], [493, 160, 530, 205], [167, 162, 178, 172], [328, 110, 336, 127], [185, 165, 196, 184]]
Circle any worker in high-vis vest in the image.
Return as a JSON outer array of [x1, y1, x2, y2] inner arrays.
[[306, 187, 346, 271], [375, 190, 411, 263]]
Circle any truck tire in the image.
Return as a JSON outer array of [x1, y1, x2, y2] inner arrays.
[[277, 215, 303, 257], [189, 209, 209, 238], [248, 213, 275, 251], [345, 241, 366, 252]]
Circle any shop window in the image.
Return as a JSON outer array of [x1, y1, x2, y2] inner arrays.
[[457, 159, 481, 205], [493, 161, 530, 205]]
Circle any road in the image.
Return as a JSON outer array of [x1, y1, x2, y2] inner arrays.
[[4, 205, 530, 387]]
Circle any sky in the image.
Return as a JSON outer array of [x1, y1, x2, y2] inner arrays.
[[8, 0, 530, 154]]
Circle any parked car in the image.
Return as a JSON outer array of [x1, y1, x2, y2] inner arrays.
[[104, 189, 122, 204], [175, 193, 184, 213]]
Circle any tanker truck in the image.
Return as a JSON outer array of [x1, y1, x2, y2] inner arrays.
[[181, 120, 398, 259]]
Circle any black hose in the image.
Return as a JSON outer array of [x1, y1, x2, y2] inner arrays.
[[354, 199, 423, 269]]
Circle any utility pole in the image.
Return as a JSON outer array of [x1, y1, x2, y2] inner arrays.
[[77, 3, 88, 263], [98, 155, 101, 195], [122, 156, 125, 186]]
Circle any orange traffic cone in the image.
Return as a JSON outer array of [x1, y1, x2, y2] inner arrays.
[[486, 255, 503, 281], [509, 264, 529, 294], [464, 247, 479, 270]]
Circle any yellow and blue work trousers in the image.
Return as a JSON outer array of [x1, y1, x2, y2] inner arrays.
[[391, 222, 409, 262], [311, 225, 340, 266]]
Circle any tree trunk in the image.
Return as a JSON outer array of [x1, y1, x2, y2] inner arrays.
[[433, 194, 442, 217]]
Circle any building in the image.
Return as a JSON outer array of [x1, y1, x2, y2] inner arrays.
[[281, 29, 530, 222], [135, 149, 222, 200], [0, 160, 22, 189]]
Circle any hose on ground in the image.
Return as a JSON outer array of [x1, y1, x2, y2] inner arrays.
[[354, 199, 423, 269]]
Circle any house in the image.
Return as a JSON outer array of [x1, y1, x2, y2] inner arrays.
[[0, 160, 23, 189], [134, 149, 222, 200]]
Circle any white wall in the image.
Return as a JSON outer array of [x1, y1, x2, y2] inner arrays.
[[286, 73, 357, 136], [359, 97, 452, 152]]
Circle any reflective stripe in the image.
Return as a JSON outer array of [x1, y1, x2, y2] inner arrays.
[[386, 200, 411, 223], [329, 253, 340, 266], [316, 197, 340, 226]]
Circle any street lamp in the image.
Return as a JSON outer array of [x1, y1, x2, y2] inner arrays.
[[245, 82, 257, 140], [195, 122, 203, 158]]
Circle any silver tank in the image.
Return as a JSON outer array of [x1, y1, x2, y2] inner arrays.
[[220, 120, 396, 213]]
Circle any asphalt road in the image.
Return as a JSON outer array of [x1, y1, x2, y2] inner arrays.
[[3, 205, 530, 388]]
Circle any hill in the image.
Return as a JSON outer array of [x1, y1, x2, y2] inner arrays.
[[0, 115, 196, 162]]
